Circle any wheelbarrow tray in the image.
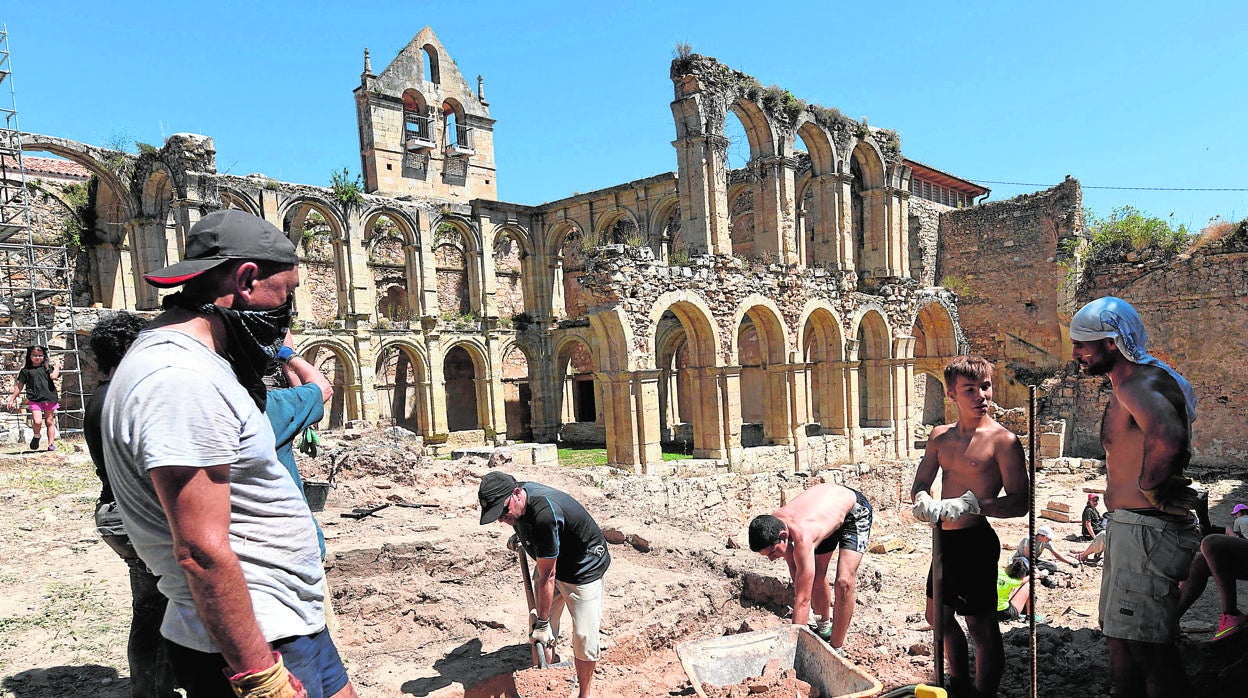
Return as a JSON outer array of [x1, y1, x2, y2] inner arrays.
[[677, 625, 882, 698]]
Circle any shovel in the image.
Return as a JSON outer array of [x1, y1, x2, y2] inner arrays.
[[517, 547, 548, 668], [931, 519, 944, 690]]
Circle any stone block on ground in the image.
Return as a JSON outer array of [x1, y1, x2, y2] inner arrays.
[[1040, 509, 1072, 523], [450, 446, 495, 460], [1046, 500, 1071, 513]]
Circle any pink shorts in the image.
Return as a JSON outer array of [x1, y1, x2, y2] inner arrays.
[[28, 401, 58, 413]]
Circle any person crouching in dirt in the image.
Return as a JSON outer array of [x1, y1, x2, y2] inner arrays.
[[747, 483, 873, 658], [1011, 525, 1078, 587], [911, 355, 1030, 698], [478, 471, 610, 698]]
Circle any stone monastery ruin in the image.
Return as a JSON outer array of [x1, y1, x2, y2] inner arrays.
[[4, 27, 1245, 468]]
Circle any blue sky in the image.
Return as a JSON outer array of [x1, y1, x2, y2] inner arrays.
[[5, 2, 1245, 230]]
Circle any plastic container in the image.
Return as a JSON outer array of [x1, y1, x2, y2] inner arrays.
[[677, 625, 882, 698]]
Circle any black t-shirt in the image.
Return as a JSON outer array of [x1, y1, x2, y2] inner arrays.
[[514, 482, 610, 585], [84, 381, 111, 503], [18, 366, 58, 402]]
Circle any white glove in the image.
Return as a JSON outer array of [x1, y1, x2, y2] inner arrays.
[[939, 491, 981, 522], [912, 492, 940, 523], [530, 615, 555, 646]]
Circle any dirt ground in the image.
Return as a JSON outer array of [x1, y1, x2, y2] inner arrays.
[[2, 430, 1247, 698]]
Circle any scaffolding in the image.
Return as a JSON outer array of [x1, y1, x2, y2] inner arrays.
[[0, 25, 85, 444]]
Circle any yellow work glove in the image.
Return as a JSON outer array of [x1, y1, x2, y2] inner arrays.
[[1140, 476, 1201, 517], [226, 652, 306, 698]]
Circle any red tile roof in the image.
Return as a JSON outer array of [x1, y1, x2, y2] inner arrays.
[[0, 154, 91, 180]]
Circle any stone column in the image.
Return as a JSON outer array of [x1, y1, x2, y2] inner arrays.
[[672, 131, 731, 256], [811, 174, 840, 268], [891, 335, 917, 459], [861, 189, 890, 278], [486, 334, 507, 444], [686, 365, 722, 460], [717, 365, 743, 469], [831, 173, 855, 273], [883, 186, 911, 279], [527, 332, 559, 442], [353, 328, 380, 425], [763, 363, 795, 445], [426, 334, 449, 437], [340, 208, 373, 319], [843, 339, 861, 461], [754, 156, 798, 264]]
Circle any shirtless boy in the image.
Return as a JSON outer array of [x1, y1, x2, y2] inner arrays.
[[1070, 296, 1199, 697], [748, 483, 873, 656], [911, 355, 1029, 698]]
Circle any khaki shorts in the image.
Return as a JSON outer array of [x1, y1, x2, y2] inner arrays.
[[549, 577, 605, 662], [1099, 509, 1198, 643]]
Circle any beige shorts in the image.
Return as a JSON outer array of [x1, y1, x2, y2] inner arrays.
[[549, 577, 605, 662], [1099, 509, 1198, 643]]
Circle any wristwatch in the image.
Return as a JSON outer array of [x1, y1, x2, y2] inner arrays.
[[276, 346, 296, 363]]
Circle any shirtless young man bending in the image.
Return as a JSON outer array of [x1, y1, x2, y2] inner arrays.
[[1071, 296, 1200, 698], [911, 355, 1029, 698], [749, 483, 874, 655]]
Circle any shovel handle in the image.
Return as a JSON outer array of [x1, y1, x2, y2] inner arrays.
[[517, 548, 546, 667], [931, 519, 944, 690]]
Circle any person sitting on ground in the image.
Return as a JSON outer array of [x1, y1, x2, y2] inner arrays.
[[1012, 525, 1078, 577], [1229, 504, 1248, 539], [1073, 530, 1107, 565], [748, 483, 874, 658], [996, 559, 1035, 623], [1081, 494, 1104, 541], [1198, 533, 1248, 640]]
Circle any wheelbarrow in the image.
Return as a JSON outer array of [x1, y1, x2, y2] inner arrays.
[[676, 625, 883, 698]]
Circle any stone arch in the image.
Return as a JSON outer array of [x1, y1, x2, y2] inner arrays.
[[218, 188, 261, 216], [648, 292, 725, 458], [596, 208, 642, 247], [552, 221, 589, 319], [19, 135, 135, 221], [648, 196, 682, 261], [553, 333, 601, 441], [799, 302, 848, 435], [499, 340, 534, 441], [911, 299, 962, 427], [728, 97, 776, 160], [731, 298, 789, 445], [849, 140, 889, 276], [131, 167, 179, 310], [492, 225, 530, 320], [433, 216, 478, 319], [727, 184, 756, 257], [853, 308, 893, 428], [793, 118, 838, 177], [375, 339, 430, 434], [402, 89, 434, 151], [283, 198, 346, 325], [441, 98, 468, 150], [365, 208, 421, 322], [442, 339, 489, 433], [422, 44, 440, 84], [299, 338, 359, 429]]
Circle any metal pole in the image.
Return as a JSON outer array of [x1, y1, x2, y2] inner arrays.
[[517, 547, 547, 668], [931, 519, 944, 689], [1028, 384, 1038, 698]]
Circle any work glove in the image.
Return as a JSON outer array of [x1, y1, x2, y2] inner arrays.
[[507, 534, 521, 552], [225, 652, 306, 698], [1140, 476, 1202, 517], [911, 492, 940, 523], [939, 491, 981, 523], [530, 615, 555, 646]]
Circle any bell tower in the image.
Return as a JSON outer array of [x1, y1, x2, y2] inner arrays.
[[354, 27, 497, 201]]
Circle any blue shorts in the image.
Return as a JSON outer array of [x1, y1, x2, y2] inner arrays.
[[166, 629, 349, 698], [814, 488, 874, 555]]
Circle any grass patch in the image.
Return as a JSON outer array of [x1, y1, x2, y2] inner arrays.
[[661, 451, 693, 461], [0, 466, 95, 496], [557, 446, 608, 468]]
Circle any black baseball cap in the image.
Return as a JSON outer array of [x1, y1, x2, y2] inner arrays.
[[143, 209, 299, 288], [478, 471, 519, 524]]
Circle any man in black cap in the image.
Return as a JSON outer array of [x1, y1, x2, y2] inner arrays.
[[102, 209, 357, 698], [479, 471, 610, 698]]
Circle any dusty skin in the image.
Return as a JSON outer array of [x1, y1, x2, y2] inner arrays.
[[2, 429, 1247, 697]]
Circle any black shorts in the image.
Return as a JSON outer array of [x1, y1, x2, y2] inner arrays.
[[925, 518, 1000, 616], [814, 488, 874, 555]]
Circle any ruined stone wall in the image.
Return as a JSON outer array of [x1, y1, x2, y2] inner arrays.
[[908, 197, 942, 287], [938, 179, 1083, 408], [1045, 225, 1248, 464]]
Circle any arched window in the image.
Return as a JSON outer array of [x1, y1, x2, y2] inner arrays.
[[403, 90, 433, 151], [422, 44, 440, 84]]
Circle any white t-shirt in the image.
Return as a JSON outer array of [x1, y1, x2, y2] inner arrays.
[[102, 329, 324, 653], [1233, 516, 1248, 539]]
